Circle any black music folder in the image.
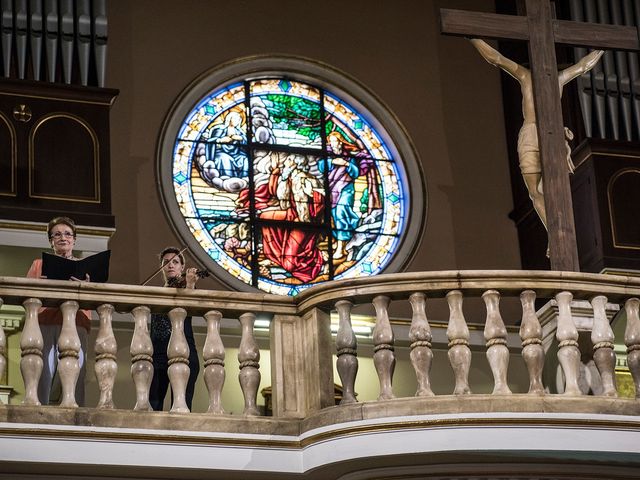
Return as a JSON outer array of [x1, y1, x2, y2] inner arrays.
[[41, 250, 111, 283]]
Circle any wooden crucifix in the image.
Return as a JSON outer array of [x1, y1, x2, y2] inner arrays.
[[440, 0, 640, 272]]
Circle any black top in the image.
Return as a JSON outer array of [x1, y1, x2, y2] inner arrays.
[[150, 313, 198, 370]]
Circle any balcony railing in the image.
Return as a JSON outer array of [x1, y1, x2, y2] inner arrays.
[[1, 270, 640, 478]]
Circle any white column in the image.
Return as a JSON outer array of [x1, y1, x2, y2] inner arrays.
[[20, 298, 43, 405], [203, 310, 225, 414], [335, 300, 358, 404], [446, 290, 471, 395], [58, 301, 81, 408], [408, 293, 434, 397], [238, 312, 260, 416], [167, 307, 190, 413], [483, 290, 511, 395], [372, 295, 395, 401], [94, 304, 117, 408], [130, 306, 153, 411], [519, 290, 545, 395]]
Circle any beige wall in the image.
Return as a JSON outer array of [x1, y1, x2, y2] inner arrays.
[[1, 247, 43, 277], [104, 0, 520, 290]]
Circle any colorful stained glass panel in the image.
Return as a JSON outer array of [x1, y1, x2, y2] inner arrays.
[[252, 150, 325, 224], [251, 94, 322, 148], [324, 101, 392, 161], [171, 76, 407, 296], [256, 228, 329, 286]]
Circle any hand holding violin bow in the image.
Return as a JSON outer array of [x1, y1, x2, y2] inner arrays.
[[140, 246, 210, 289]]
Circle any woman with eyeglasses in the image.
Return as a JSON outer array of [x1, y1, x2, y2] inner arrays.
[[26, 216, 91, 406]]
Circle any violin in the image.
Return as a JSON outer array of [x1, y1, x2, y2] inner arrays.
[[166, 269, 210, 288], [140, 246, 209, 287]]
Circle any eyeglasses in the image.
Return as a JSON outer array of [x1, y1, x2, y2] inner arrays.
[[50, 232, 75, 239]]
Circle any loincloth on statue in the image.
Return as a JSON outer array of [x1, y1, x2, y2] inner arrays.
[[516, 123, 576, 174], [517, 123, 541, 174]]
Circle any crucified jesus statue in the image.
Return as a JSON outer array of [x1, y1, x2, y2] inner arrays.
[[470, 38, 603, 233]]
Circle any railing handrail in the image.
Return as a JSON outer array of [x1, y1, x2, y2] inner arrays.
[[297, 269, 640, 311], [0, 275, 297, 316], [2, 269, 640, 316]]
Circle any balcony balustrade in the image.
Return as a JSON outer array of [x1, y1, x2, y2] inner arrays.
[[1, 270, 640, 479]]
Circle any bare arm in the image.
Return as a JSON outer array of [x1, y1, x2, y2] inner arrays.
[[469, 38, 528, 82], [559, 50, 604, 85]]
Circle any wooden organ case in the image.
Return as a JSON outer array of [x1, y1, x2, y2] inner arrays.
[[0, 0, 117, 229]]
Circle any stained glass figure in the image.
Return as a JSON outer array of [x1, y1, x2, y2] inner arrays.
[[171, 77, 407, 295]]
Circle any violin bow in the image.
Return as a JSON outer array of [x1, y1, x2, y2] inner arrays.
[[140, 246, 189, 286]]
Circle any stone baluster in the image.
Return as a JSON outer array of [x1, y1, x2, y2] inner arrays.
[[130, 306, 153, 411], [335, 300, 358, 404], [482, 290, 511, 394], [591, 295, 617, 397], [238, 312, 261, 416], [167, 307, 190, 413], [624, 298, 640, 398], [408, 293, 434, 396], [446, 290, 471, 394], [556, 291, 581, 396], [20, 298, 43, 405], [58, 301, 81, 407], [0, 298, 5, 387], [372, 295, 395, 400], [519, 290, 545, 395], [94, 304, 117, 408], [203, 310, 225, 414]]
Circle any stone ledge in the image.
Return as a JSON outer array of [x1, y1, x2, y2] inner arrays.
[[2, 395, 639, 440]]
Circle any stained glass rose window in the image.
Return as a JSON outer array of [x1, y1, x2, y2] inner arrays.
[[158, 57, 424, 295]]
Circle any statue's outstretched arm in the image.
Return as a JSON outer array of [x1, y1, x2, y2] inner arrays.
[[559, 50, 604, 85], [469, 38, 526, 81]]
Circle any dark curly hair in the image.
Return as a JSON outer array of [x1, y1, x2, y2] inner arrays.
[[159, 246, 185, 265]]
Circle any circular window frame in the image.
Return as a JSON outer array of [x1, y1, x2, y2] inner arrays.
[[157, 54, 427, 294]]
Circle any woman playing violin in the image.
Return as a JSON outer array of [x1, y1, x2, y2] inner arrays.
[[149, 246, 201, 411]]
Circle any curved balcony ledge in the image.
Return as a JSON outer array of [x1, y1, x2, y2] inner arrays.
[[2, 394, 640, 437], [1, 396, 640, 479]]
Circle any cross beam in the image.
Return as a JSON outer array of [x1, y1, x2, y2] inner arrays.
[[440, 9, 640, 50], [441, 0, 640, 272]]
